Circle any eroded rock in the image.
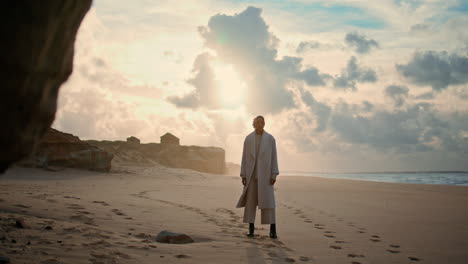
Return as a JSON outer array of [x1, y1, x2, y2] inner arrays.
[[0, 1, 92, 173], [18, 128, 113, 172]]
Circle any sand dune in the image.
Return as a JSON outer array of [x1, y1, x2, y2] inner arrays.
[[1, 165, 467, 263]]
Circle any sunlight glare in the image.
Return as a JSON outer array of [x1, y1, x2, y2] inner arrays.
[[212, 60, 247, 109]]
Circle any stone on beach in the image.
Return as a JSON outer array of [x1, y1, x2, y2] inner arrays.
[[14, 218, 28, 229], [155, 231, 194, 244]]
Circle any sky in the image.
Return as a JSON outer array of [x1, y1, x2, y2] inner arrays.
[[53, 0, 468, 172]]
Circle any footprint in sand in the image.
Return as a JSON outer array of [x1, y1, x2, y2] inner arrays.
[[64, 195, 81, 200], [111, 209, 126, 216], [88, 240, 113, 247], [370, 238, 381, 242], [92, 201, 110, 206], [324, 234, 335, 238], [175, 254, 191, 259], [299, 256, 310, 262], [335, 240, 347, 244], [387, 249, 400, 253], [389, 244, 400, 248], [67, 204, 85, 210], [40, 259, 66, 264], [69, 215, 95, 225], [330, 245, 342, 249], [348, 253, 365, 258], [262, 243, 276, 248], [284, 257, 295, 262], [304, 219, 313, 223], [90, 252, 117, 263], [408, 256, 422, 261], [13, 204, 31, 208], [111, 251, 131, 259]]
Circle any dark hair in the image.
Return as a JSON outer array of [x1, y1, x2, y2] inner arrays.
[[254, 115, 265, 122]]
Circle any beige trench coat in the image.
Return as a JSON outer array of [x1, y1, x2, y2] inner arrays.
[[236, 130, 279, 209]]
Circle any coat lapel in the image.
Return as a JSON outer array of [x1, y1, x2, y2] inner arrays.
[[250, 130, 268, 160], [251, 132, 256, 159], [259, 130, 268, 156]]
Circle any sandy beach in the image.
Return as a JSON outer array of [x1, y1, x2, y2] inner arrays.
[[1, 165, 467, 264]]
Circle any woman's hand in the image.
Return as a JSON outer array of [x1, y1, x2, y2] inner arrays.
[[242, 178, 247, 186], [270, 178, 276, 185]]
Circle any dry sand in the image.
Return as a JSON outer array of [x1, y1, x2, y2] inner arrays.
[[1, 165, 467, 264]]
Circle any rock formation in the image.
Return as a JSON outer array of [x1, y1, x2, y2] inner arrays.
[[87, 134, 227, 174], [0, 1, 92, 173], [18, 128, 113, 172]]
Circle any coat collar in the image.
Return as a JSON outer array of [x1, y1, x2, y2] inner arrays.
[[249, 130, 268, 159]]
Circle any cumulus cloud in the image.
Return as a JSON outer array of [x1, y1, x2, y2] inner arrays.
[[345, 32, 379, 54], [299, 89, 332, 132], [168, 6, 330, 114], [396, 50, 468, 91], [385, 85, 409, 107], [333, 56, 377, 90], [329, 102, 468, 154], [167, 53, 219, 109], [296, 41, 321, 53], [414, 92, 434, 100]]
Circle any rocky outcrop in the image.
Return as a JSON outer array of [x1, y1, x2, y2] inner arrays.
[[158, 145, 226, 174], [87, 139, 227, 174], [0, 1, 92, 173], [18, 128, 113, 172]]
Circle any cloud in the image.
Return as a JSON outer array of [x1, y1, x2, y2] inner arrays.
[[409, 23, 430, 35], [414, 91, 434, 100], [333, 56, 378, 90], [297, 67, 332, 86], [396, 50, 468, 91], [385, 85, 409, 107], [167, 53, 219, 109], [296, 41, 321, 53], [168, 6, 330, 114], [345, 32, 379, 54], [299, 89, 332, 132], [329, 102, 468, 154]]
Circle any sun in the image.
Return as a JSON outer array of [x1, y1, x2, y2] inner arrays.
[[211, 60, 247, 109]]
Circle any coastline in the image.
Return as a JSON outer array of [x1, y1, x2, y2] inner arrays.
[[281, 171, 468, 186]]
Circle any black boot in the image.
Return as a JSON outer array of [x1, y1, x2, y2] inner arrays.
[[269, 224, 277, 239], [247, 223, 254, 237]]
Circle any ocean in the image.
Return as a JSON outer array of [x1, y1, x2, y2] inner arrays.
[[282, 171, 468, 186]]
